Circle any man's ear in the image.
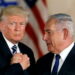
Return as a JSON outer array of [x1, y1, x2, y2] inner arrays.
[[0, 21, 2, 31], [0, 21, 4, 32], [63, 28, 68, 40]]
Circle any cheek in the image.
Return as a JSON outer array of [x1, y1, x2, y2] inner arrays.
[[54, 35, 63, 47], [18, 30, 25, 38], [3, 31, 13, 40], [51, 35, 60, 46], [5, 27, 14, 33], [21, 29, 25, 35]]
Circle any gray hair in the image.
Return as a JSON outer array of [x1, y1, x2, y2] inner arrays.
[[47, 13, 74, 37], [0, 5, 29, 23]]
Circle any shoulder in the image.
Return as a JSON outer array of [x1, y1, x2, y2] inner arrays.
[[35, 52, 54, 74], [18, 42, 35, 60], [37, 52, 53, 64], [18, 42, 32, 52], [18, 42, 35, 66]]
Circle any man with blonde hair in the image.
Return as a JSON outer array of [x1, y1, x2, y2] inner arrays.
[[0, 5, 35, 75]]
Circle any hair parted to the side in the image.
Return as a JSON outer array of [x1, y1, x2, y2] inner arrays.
[[0, 5, 29, 23], [47, 13, 75, 37]]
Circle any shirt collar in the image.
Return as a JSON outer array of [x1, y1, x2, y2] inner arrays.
[[3, 34, 18, 49], [59, 42, 74, 61]]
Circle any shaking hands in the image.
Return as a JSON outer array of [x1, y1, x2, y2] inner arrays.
[[11, 53, 30, 70]]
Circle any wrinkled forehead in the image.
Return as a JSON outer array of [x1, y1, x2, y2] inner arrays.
[[1, 15, 28, 25]]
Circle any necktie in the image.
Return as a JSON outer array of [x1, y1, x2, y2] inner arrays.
[[12, 45, 17, 54], [51, 54, 60, 75]]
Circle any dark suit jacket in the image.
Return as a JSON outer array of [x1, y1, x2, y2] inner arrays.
[[0, 32, 35, 75], [35, 44, 75, 75]]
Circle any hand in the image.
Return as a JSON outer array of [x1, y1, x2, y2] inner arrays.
[[11, 53, 23, 64], [11, 53, 30, 70], [20, 54, 30, 70]]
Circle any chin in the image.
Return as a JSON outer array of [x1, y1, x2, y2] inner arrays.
[[15, 37, 22, 40], [14, 39, 21, 42], [48, 48, 54, 52], [16, 39, 22, 41]]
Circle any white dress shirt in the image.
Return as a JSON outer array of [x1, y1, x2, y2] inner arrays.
[[51, 42, 74, 72], [3, 34, 20, 54]]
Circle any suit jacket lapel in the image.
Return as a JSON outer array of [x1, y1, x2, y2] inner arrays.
[[0, 32, 12, 59], [58, 44, 75, 75], [42, 52, 54, 74]]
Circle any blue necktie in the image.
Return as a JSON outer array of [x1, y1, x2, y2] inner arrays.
[[12, 45, 17, 54], [51, 54, 60, 75]]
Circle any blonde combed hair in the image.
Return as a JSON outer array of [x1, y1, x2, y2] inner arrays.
[[0, 5, 29, 22]]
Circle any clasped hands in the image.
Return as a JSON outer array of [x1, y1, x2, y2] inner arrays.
[[11, 53, 30, 70]]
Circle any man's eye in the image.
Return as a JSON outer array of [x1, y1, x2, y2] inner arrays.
[[20, 23, 26, 26], [9, 22, 16, 25], [48, 31, 51, 34], [47, 31, 53, 35]]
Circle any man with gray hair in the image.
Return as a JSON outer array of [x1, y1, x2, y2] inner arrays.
[[0, 5, 35, 75], [35, 13, 75, 75]]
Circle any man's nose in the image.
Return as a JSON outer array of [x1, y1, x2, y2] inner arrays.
[[15, 24, 21, 30], [43, 34, 48, 41]]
